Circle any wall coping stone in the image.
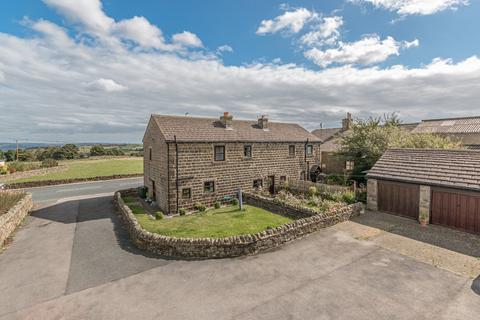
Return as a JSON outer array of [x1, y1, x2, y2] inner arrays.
[[0, 191, 33, 246]]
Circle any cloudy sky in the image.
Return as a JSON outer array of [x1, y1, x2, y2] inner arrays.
[[0, 0, 479, 143]]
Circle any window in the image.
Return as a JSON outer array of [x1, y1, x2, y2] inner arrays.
[[244, 145, 252, 158], [149, 147, 152, 161], [280, 176, 287, 184], [182, 188, 191, 199], [300, 171, 305, 180], [214, 146, 225, 161], [289, 145, 295, 156], [253, 179, 263, 189], [306, 145, 313, 156], [345, 160, 354, 171], [204, 181, 215, 193]]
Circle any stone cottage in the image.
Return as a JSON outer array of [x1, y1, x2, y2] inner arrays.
[[143, 113, 322, 214]]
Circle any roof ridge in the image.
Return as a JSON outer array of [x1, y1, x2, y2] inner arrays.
[[151, 114, 303, 126]]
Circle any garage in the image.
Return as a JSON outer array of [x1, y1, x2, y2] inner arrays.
[[367, 149, 480, 234]]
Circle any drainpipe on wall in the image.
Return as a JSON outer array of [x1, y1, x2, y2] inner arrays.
[[167, 142, 170, 215], [174, 135, 179, 214], [304, 138, 309, 181]]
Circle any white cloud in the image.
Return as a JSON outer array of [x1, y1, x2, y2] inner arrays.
[[300, 16, 343, 47], [87, 78, 128, 92], [216, 45, 234, 54], [349, 0, 469, 16], [114, 16, 165, 49], [256, 8, 318, 35], [304, 35, 418, 67], [172, 31, 203, 48]]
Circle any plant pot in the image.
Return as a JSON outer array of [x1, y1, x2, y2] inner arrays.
[[419, 219, 428, 226]]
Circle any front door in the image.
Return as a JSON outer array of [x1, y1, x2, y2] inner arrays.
[[268, 176, 275, 195], [151, 179, 156, 201]]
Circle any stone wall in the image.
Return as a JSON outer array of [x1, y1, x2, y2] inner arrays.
[[0, 165, 67, 183], [115, 190, 362, 259], [367, 179, 378, 211], [0, 192, 33, 246]]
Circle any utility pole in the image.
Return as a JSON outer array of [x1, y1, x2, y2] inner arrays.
[[16, 139, 19, 161]]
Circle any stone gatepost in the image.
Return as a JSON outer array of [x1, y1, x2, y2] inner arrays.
[[367, 179, 378, 211], [419, 185, 431, 223]]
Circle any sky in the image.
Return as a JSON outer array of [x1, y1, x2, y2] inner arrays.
[[0, 0, 479, 143]]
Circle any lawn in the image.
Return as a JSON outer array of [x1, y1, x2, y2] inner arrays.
[[10, 158, 143, 183], [124, 198, 292, 238], [0, 192, 25, 216]]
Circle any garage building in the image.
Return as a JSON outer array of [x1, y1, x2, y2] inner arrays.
[[367, 149, 480, 235]]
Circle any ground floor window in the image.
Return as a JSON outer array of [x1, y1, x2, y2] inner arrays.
[[182, 188, 191, 199], [204, 181, 215, 193], [280, 176, 286, 183], [345, 160, 354, 171], [253, 179, 263, 189]]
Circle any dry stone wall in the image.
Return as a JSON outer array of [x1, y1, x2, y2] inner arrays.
[[0, 192, 33, 246], [115, 189, 362, 259], [0, 165, 67, 183]]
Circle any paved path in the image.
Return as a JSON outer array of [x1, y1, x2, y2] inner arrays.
[[0, 183, 479, 319]]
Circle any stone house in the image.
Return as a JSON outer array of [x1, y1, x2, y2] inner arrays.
[[366, 148, 480, 235], [143, 113, 322, 214]]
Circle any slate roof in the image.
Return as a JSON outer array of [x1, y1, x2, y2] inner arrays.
[[412, 116, 480, 134], [367, 149, 480, 191], [151, 114, 322, 143], [311, 128, 343, 142]]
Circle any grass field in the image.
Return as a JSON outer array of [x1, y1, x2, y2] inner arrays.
[[11, 158, 143, 183], [124, 197, 292, 238]]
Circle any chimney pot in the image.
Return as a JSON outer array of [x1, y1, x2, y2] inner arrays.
[[258, 115, 268, 130], [220, 112, 233, 129], [342, 113, 353, 131]]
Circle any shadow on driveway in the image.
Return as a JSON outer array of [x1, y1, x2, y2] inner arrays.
[[352, 211, 480, 258], [472, 275, 480, 295]]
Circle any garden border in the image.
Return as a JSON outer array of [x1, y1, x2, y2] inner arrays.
[[114, 189, 363, 259], [0, 191, 33, 247]]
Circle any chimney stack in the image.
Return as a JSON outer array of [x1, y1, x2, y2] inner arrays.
[[258, 115, 268, 130], [220, 112, 233, 129], [342, 112, 352, 131]]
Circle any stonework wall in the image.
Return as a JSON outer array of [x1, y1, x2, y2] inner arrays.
[[419, 185, 431, 222], [367, 179, 378, 211], [0, 165, 67, 183], [321, 152, 347, 174], [115, 190, 362, 259], [0, 192, 33, 246]]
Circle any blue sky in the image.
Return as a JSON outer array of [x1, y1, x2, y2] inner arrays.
[[0, 0, 479, 142]]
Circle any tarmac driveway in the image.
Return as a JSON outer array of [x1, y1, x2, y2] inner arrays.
[[0, 195, 479, 319]]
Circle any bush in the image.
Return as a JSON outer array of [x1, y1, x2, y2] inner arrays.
[[155, 211, 164, 220], [214, 201, 221, 209], [341, 191, 356, 204], [232, 198, 239, 206], [138, 187, 148, 199], [0, 165, 7, 175], [179, 208, 186, 216], [195, 203, 206, 212], [307, 186, 318, 197], [41, 158, 58, 168]]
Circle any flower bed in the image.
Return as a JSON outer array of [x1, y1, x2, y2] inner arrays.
[[114, 189, 362, 259]]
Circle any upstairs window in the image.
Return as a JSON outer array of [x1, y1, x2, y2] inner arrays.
[[204, 181, 215, 193], [345, 160, 354, 171], [214, 146, 225, 161], [244, 145, 252, 158], [289, 145, 295, 156], [149, 147, 152, 161], [306, 145, 313, 156]]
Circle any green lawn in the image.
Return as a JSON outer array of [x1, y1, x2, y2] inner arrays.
[[124, 198, 292, 238], [11, 158, 143, 183]]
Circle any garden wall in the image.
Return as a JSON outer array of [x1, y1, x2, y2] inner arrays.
[[115, 189, 362, 259], [0, 165, 67, 183], [0, 192, 33, 246]]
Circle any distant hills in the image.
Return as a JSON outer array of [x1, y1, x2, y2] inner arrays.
[[0, 142, 139, 151]]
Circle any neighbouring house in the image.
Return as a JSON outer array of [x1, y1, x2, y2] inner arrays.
[[412, 116, 480, 149], [366, 148, 480, 235], [143, 113, 322, 214]]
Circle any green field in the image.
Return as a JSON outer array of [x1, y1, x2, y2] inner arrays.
[[11, 158, 143, 183], [125, 198, 292, 238]]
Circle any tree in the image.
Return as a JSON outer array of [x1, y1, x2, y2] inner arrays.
[[62, 144, 79, 159], [90, 145, 106, 156], [339, 115, 462, 183]]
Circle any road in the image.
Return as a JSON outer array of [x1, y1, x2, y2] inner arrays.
[[0, 179, 479, 319]]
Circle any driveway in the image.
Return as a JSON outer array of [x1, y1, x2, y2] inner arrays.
[[0, 184, 479, 319]]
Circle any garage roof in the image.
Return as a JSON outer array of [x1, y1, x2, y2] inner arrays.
[[367, 149, 480, 191]]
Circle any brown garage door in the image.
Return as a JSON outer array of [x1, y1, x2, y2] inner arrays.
[[378, 180, 419, 219], [431, 188, 480, 234]]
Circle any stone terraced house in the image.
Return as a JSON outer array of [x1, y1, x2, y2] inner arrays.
[[143, 113, 322, 214]]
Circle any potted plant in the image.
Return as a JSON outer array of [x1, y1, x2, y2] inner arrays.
[[419, 211, 429, 226]]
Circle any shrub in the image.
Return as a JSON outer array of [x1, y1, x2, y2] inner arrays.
[[232, 198, 239, 206], [341, 191, 356, 204], [179, 208, 186, 216], [0, 165, 7, 175], [307, 186, 318, 197], [137, 187, 148, 199], [195, 203, 206, 212], [155, 211, 164, 220], [214, 201, 221, 209], [41, 158, 58, 168]]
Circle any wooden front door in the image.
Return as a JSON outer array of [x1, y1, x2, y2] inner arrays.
[[431, 188, 480, 234], [268, 176, 275, 195], [378, 180, 419, 219]]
